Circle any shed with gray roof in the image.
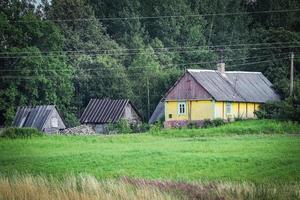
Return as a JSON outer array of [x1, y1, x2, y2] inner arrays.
[[12, 105, 66, 133], [80, 99, 142, 133]]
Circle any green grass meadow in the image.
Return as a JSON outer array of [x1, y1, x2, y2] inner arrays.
[[0, 120, 300, 183]]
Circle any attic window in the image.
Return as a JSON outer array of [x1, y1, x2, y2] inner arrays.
[[178, 102, 186, 115]]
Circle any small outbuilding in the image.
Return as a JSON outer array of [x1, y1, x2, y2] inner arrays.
[[148, 100, 165, 124], [12, 105, 66, 133], [80, 99, 142, 133]]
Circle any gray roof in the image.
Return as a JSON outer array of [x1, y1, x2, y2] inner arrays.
[[187, 69, 280, 103], [80, 99, 141, 124], [12, 105, 60, 130], [148, 101, 165, 124]]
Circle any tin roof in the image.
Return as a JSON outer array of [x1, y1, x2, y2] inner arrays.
[[187, 69, 280, 103], [148, 101, 165, 124], [80, 99, 141, 124], [225, 72, 280, 102], [12, 105, 61, 130]]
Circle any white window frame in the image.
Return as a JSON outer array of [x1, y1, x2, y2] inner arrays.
[[178, 102, 186, 115], [226, 102, 232, 114]]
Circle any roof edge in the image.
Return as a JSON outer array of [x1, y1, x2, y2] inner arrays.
[[225, 71, 262, 74], [187, 69, 262, 74]]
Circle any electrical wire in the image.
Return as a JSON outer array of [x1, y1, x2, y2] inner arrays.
[[0, 42, 299, 55], [0, 57, 289, 79], [0, 45, 299, 59], [7, 9, 300, 23], [0, 53, 291, 72]]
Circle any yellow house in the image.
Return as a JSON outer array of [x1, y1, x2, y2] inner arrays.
[[161, 64, 280, 128]]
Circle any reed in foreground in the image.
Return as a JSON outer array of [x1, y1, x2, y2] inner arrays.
[[0, 174, 175, 200], [0, 174, 299, 200]]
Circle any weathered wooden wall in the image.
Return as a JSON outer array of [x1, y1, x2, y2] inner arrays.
[[43, 109, 66, 133], [165, 72, 212, 101], [122, 103, 141, 123]]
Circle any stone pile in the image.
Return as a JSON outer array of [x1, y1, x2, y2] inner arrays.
[[60, 125, 96, 135]]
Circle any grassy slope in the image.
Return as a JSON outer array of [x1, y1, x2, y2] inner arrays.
[[0, 120, 299, 183], [154, 119, 300, 137]]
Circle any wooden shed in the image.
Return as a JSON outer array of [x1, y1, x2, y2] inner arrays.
[[80, 99, 141, 133], [12, 105, 66, 133]]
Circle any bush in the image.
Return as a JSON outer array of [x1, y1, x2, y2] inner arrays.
[[202, 119, 213, 128], [255, 99, 300, 122], [131, 122, 150, 133], [254, 101, 283, 119], [202, 118, 225, 128], [108, 120, 150, 134], [1, 128, 42, 139], [149, 122, 163, 133], [212, 118, 225, 126], [187, 122, 198, 129], [114, 119, 133, 134]]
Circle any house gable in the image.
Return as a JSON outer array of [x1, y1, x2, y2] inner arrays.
[[42, 107, 66, 131], [122, 102, 142, 123], [165, 72, 212, 101]]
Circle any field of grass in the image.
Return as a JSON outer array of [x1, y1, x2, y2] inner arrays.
[[153, 119, 300, 137], [0, 119, 300, 199], [0, 120, 300, 184], [1, 174, 299, 200]]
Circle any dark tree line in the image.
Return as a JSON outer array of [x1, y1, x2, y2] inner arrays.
[[1, 0, 299, 126]]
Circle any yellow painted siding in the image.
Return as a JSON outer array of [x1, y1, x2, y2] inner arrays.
[[165, 101, 189, 121], [231, 103, 239, 118], [165, 100, 262, 121], [239, 103, 247, 118], [247, 103, 255, 118], [214, 102, 224, 119], [255, 103, 260, 111], [221, 102, 239, 119], [190, 100, 213, 120]]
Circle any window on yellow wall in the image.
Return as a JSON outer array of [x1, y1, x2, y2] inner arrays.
[[226, 102, 232, 114], [178, 102, 186, 114]]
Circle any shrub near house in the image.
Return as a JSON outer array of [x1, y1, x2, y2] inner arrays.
[[1, 128, 42, 138]]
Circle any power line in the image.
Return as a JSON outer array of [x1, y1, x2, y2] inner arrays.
[[0, 53, 291, 72], [0, 42, 299, 55], [7, 9, 300, 23], [228, 57, 289, 68], [0, 57, 289, 79], [0, 45, 299, 59]]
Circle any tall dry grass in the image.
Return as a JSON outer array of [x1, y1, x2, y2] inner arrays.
[[125, 178, 300, 200], [0, 174, 299, 200], [0, 174, 176, 200]]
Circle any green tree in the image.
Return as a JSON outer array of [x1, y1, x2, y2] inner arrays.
[[47, 0, 130, 117], [74, 55, 133, 113], [128, 44, 181, 119], [0, 0, 76, 126]]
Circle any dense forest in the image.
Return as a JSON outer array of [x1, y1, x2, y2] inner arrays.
[[0, 0, 299, 126]]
